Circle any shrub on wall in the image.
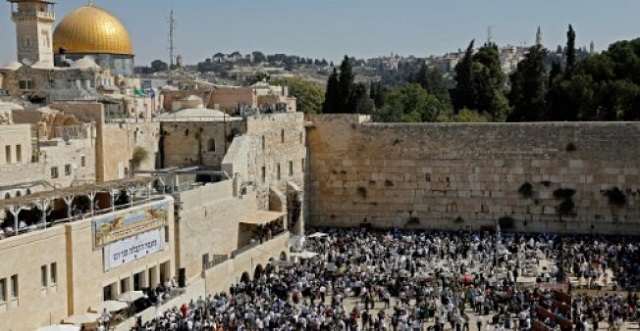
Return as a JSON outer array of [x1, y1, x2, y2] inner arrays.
[[498, 216, 515, 230], [604, 187, 627, 207], [553, 188, 576, 218], [132, 146, 149, 164], [406, 216, 420, 226], [357, 186, 368, 199], [518, 182, 534, 199]]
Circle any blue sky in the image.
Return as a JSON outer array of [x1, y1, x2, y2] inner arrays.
[[1, 0, 639, 66]]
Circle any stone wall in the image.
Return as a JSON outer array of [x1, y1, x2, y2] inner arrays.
[[0, 225, 68, 331], [245, 113, 307, 229], [306, 114, 640, 235], [174, 181, 261, 281], [161, 119, 246, 169], [99, 122, 159, 182]]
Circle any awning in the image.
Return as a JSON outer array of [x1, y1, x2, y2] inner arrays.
[[240, 210, 286, 225], [290, 250, 318, 259]]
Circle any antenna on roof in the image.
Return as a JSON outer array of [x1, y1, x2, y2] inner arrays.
[[167, 9, 176, 81]]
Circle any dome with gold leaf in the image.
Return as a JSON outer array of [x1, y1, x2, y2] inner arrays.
[[53, 5, 134, 56]]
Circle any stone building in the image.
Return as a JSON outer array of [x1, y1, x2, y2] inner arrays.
[[159, 99, 307, 234], [161, 80, 296, 115]]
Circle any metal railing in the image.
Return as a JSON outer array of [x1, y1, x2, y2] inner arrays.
[[230, 230, 288, 258], [0, 195, 167, 240]]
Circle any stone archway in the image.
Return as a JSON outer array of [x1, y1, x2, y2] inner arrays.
[[279, 251, 288, 261], [265, 262, 274, 275], [253, 264, 264, 280], [240, 271, 250, 283]]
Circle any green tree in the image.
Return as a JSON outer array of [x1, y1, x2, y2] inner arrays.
[[151, 59, 168, 72], [251, 51, 266, 64], [338, 55, 355, 112], [452, 40, 476, 112], [412, 64, 451, 105], [452, 41, 509, 120], [566, 25, 576, 74], [448, 108, 489, 122], [372, 84, 446, 122], [369, 82, 387, 110], [322, 68, 341, 113], [508, 45, 549, 121], [272, 77, 325, 114]]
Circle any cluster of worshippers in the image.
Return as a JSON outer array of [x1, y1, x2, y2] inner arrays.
[[130, 227, 639, 331]]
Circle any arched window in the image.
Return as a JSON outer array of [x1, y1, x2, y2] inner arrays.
[[207, 138, 216, 152], [262, 135, 265, 150], [15, 191, 21, 197], [281, 129, 285, 143], [4, 193, 10, 199]]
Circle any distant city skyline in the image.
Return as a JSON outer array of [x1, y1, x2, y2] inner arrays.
[[1, 0, 639, 66]]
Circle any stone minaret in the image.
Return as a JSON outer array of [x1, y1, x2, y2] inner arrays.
[[535, 26, 542, 46], [8, 0, 55, 67], [590, 41, 595, 55]]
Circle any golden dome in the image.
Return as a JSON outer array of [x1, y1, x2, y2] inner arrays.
[[53, 5, 134, 56]]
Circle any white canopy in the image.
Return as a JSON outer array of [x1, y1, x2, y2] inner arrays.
[[307, 232, 328, 238], [117, 290, 145, 303], [63, 312, 100, 325], [36, 325, 80, 331], [89, 300, 128, 312], [290, 250, 318, 259]]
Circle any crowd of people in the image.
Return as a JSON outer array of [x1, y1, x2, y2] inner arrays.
[[251, 220, 286, 244], [130, 227, 639, 331]]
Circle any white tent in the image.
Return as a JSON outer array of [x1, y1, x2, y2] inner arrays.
[[63, 312, 100, 325], [290, 250, 318, 259], [36, 325, 80, 331], [307, 232, 328, 238], [89, 300, 128, 312], [117, 290, 145, 303]]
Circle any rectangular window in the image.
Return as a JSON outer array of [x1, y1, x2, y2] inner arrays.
[[40, 265, 47, 288], [120, 278, 129, 294], [50, 166, 58, 178], [64, 164, 72, 176], [261, 166, 266, 183], [81, 156, 86, 167], [289, 161, 293, 176], [301, 158, 305, 172], [164, 226, 170, 243], [15, 145, 21, 163], [50, 263, 57, 285], [277, 164, 281, 180], [0, 278, 5, 303], [5, 145, 11, 164], [10, 275, 18, 299], [103, 284, 113, 301], [18, 80, 34, 90]]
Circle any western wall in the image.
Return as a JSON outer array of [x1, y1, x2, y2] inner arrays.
[[306, 114, 640, 235]]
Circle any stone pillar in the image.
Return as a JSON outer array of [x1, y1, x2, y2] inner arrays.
[[146, 182, 153, 201], [109, 189, 120, 212], [8, 205, 24, 234], [87, 191, 96, 216], [36, 198, 52, 228], [62, 195, 75, 220], [127, 186, 136, 207]]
